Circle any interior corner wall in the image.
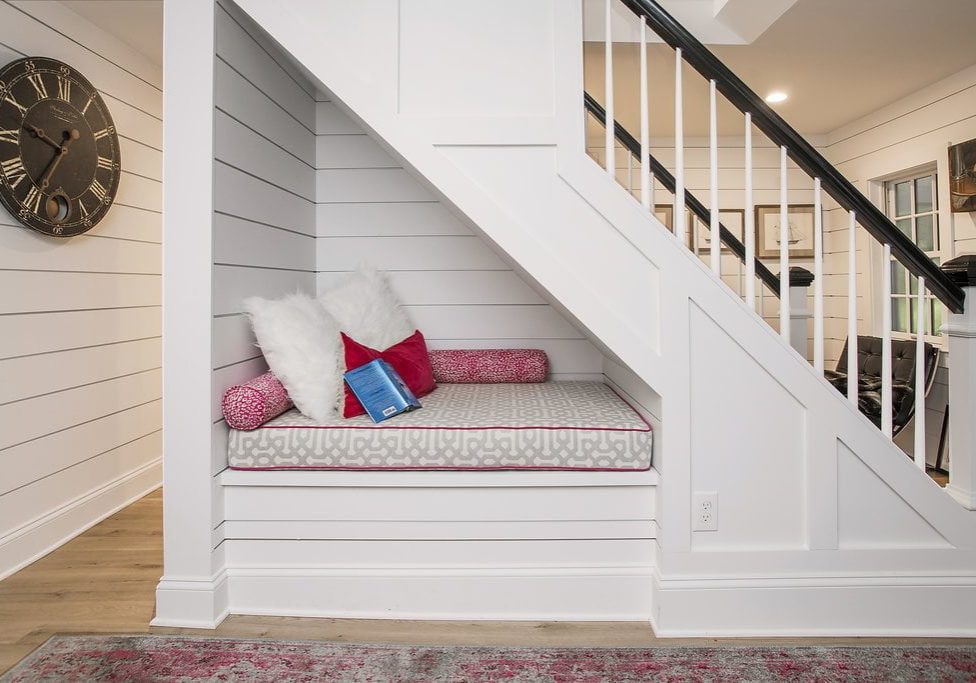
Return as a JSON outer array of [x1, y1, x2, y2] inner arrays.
[[0, 2, 162, 578], [211, 0, 317, 467], [821, 63, 976, 467], [313, 97, 605, 380]]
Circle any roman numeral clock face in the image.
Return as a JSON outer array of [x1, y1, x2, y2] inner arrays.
[[0, 57, 121, 236]]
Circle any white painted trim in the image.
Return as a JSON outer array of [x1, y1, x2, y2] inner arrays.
[[223, 566, 653, 622], [152, 570, 230, 629], [0, 461, 160, 580]]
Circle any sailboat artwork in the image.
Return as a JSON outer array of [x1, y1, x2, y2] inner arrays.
[[949, 138, 976, 213], [755, 204, 815, 259]]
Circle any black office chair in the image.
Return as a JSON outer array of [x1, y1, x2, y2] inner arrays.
[[825, 335, 938, 437]]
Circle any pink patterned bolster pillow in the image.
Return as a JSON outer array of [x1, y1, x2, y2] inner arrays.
[[221, 372, 293, 430], [429, 349, 549, 384]]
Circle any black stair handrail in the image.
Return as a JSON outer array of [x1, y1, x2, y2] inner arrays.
[[617, 0, 965, 313], [584, 92, 782, 296]]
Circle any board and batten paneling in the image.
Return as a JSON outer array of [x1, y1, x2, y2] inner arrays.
[[211, 1, 317, 477], [820, 63, 976, 468], [0, 1, 162, 579], [315, 96, 604, 380]]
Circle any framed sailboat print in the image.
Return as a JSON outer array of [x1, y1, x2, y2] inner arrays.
[[755, 204, 815, 259]]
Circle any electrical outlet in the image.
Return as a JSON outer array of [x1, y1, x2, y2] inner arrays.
[[692, 491, 718, 531]]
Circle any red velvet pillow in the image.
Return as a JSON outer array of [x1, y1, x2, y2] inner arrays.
[[341, 330, 437, 418]]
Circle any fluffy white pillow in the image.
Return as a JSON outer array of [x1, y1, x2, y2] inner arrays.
[[243, 292, 342, 424], [318, 266, 414, 349], [318, 266, 415, 409]]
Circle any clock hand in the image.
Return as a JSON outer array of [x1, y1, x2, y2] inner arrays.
[[37, 129, 80, 191], [24, 124, 62, 151]]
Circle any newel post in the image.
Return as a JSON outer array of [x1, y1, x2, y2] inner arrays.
[[788, 267, 814, 360], [941, 255, 976, 510]]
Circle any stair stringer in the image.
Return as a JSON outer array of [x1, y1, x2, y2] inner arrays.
[[232, 0, 976, 636]]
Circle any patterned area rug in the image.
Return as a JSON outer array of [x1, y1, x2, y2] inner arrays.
[[3, 635, 976, 682]]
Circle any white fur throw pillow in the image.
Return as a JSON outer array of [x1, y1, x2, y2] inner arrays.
[[318, 266, 414, 350], [318, 266, 415, 408], [243, 292, 342, 424]]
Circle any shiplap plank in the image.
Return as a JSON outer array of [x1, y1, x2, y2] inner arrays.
[[317, 270, 545, 305], [316, 102, 364, 134], [116, 172, 162, 213], [212, 357, 268, 421], [317, 168, 435, 203], [215, 4, 314, 132], [0, 399, 160, 496], [7, 1, 162, 87], [317, 236, 507, 272], [216, 59, 314, 166], [215, 163, 315, 236], [212, 314, 258, 370], [0, 3, 162, 117], [405, 305, 583, 340], [119, 137, 162, 182], [315, 202, 471, 237], [0, 431, 161, 538], [216, 110, 314, 201], [0, 369, 161, 451], [87, 204, 161, 243], [214, 214, 315, 272], [105, 92, 163, 150], [0, 307, 161, 360], [316, 134, 399, 169], [212, 265, 314, 317], [0, 272, 159, 314], [0, 338, 161, 405], [0, 225, 160, 274]]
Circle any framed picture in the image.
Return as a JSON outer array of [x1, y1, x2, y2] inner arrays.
[[687, 209, 745, 255], [949, 138, 976, 213], [755, 204, 815, 259], [653, 204, 674, 232]]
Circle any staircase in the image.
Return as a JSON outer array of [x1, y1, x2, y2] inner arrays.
[[186, 0, 976, 635]]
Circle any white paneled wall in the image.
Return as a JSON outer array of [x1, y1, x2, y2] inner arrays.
[[211, 1, 316, 460], [822, 63, 976, 467], [0, 2, 162, 578], [315, 96, 605, 380]]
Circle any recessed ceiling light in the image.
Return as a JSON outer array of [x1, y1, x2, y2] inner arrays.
[[765, 91, 788, 104]]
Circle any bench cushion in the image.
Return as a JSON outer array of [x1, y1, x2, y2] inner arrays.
[[227, 381, 653, 471]]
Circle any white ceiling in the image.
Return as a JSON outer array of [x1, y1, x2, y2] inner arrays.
[[587, 0, 976, 136], [60, 1, 163, 66]]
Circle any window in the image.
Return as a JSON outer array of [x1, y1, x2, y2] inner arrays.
[[885, 171, 943, 340]]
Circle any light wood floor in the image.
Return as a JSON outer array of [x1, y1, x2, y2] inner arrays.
[[2, 489, 973, 674]]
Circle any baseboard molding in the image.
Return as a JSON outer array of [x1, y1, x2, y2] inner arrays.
[[152, 572, 231, 629], [650, 569, 976, 637], [0, 458, 162, 580], [220, 566, 653, 623]]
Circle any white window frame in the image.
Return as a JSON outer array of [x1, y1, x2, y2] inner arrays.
[[882, 167, 946, 347]]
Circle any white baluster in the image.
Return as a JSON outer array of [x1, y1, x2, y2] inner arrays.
[[813, 178, 825, 374], [881, 244, 893, 440], [744, 113, 755, 310], [709, 80, 720, 275], [674, 48, 685, 241], [604, 0, 614, 176], [639, 17, 650, 210], [779, 146, 790, 345], [847, 210, 858, 406], [915, 277, 927, 470]]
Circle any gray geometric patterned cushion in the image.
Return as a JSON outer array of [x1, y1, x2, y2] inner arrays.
[[227, 381, 653, 471]]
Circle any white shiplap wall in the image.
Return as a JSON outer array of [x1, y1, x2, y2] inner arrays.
[[316, 98, 605, 380], [0, 0, 162, 578], [822, 63, 976, 466], [211, 2, 316, 471]]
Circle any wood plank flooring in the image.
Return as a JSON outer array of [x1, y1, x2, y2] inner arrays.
[[2, 489, 973, 675]]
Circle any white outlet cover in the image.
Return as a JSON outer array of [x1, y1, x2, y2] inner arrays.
[[692, 491, 718, 531]]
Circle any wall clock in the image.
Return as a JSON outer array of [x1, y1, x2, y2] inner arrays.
[[0, 56, 121, 237]]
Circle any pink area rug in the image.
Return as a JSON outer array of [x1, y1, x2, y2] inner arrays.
[[3, 635, 976, 682]]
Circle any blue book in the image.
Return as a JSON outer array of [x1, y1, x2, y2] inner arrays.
[[344, 359, 422, 423]]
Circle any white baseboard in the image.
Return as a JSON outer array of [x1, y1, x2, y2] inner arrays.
[[0, 458, 162, 580], [152, 572, 231, 629], [217, 566, 653, 623], [650, 570, 976, 637]]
